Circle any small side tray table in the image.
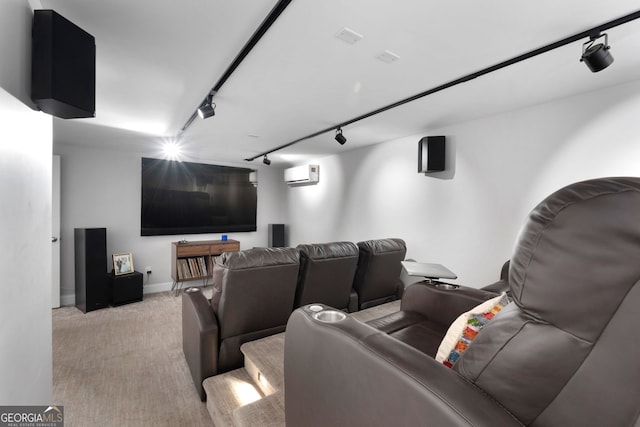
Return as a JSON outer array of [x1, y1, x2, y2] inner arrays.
[[401, 261, 458, 283]]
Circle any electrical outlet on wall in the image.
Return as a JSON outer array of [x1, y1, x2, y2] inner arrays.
[[145, 266, 152, 274]]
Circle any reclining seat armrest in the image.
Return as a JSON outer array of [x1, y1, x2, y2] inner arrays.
[[400, 282, 498, 327], [285, 307, 522, 427], [481, 260, 511, 294], [182, 289, 220, 401]]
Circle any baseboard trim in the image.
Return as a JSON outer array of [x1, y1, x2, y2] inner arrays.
[[60, 294, 75, 307], [59, 280, 176, 307], [143, 281, 174, 295]]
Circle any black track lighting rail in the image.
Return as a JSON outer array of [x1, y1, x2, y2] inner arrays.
[[245, 9, 640, 162], [179, 0, 293, 134]]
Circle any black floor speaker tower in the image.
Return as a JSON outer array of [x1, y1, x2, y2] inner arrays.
[[268, 224, 285, 247], [75, 228, 109, 313]]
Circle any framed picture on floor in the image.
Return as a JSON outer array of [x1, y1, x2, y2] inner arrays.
[[113, 252, 134, 275]]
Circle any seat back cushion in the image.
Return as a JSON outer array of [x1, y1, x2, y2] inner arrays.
[[353, 238, 406, 306], [213, 247, 300, 339], [453, 177, 640, 426], [295, 242, 359, 309]]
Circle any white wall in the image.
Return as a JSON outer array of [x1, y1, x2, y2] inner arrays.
[[54, 143, 288, 301], [0, 0, 35, 106], [0, 0, 53, 405], [287, 80, 640, 287]]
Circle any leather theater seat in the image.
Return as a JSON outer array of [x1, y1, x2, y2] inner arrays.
[[182, 246, 299, 400], [295, 241, 359, 311], [365, 261, 509, 357], [285, 177, 640, 426], [366, 283, 497, 357], [352, 238, 407, 310]]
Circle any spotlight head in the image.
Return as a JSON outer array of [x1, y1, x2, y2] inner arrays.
[[580, 33, 613, 73], [263, 155, 271, 166], [335, 127, 347, 145], [197, 95, 216, 119], [197, 104, 215, 119]]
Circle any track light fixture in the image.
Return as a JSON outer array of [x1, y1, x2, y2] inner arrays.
[[335, 127, 347, 145], [580, 33, 614, 72], [179, 1, 292, 134], [263, 155, 271, 165], [246, 10, 640, 162], [197, 94, 216, 119]]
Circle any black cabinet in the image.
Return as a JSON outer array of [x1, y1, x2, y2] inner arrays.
[[110, 271, 143, 306], [74, 228, 108, 313]]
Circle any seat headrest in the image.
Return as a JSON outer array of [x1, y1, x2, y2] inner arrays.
[[219, 247, 299, 269], [357, 238, 406, 255], [297, 241, 358, 260], [510, 177, 640, 340]]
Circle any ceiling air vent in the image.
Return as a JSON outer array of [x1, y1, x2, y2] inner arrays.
[[335, 27, 363, 44]]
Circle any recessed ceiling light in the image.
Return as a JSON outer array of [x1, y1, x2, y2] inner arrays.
[[376, 50, 400, 64], [162, 142, 181, 160], [335, 27, 363, 44], [248, 134, 260, 138]]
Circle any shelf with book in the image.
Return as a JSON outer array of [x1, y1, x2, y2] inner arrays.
[[171, 239, 240, 292], [175, 256, 209, 280]]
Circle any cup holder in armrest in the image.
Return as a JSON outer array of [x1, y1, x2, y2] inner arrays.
[[434, 283, 459, 290], [313, 310, 347, 323]]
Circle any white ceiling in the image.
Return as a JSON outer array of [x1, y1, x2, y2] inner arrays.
[[44, 0, 640, 167]]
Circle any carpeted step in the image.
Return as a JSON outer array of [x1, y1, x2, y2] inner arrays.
[[203, 368, 264, 427], [240, 333, 285, 395], [202, 301, 401, 426], [233, 391, 285, 427], [350, 300, 401, 322]]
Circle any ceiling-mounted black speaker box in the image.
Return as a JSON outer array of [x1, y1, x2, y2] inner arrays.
[[31, 10, 95, 119], [418, 136, 445, 173]]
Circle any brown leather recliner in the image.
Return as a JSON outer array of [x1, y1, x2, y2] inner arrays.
[[295, 241, 359, 312], [352, 238, 407, 309], [365, 260, 508, 357], [366, 281, 497, 357], [182, 247, 299, 400], [285, 177, 640, 426]]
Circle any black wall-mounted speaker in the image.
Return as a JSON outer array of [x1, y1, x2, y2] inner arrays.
[[268, 224, 285, 248], [31, 10, 95, 119], [418, 136, 446, 173]]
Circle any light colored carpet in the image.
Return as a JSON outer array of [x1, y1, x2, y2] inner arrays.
[[204, 368, 264, 427], [52, 291, 212, 427], [53, 291, 401, 427]]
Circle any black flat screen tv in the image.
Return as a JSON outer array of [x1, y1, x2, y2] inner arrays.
[[141, 158, 257, 236]]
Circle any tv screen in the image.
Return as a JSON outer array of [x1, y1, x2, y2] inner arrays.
[[141, 158, 257, 236]]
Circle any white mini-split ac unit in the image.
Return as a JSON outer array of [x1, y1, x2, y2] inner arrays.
[[284, 164, 319, 186]]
